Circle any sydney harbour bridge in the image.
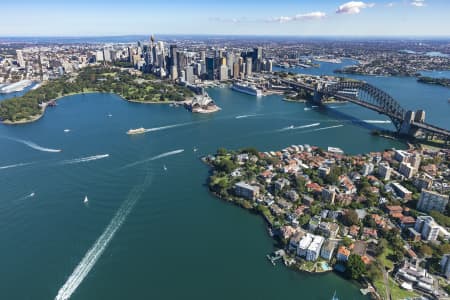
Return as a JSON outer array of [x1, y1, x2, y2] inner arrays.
[[277, 78, 450, 145]]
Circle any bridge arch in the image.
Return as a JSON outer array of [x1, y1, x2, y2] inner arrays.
[[321, 81, 406, 130]]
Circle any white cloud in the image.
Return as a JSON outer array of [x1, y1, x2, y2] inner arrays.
[[336, 1, 375, 14], [411, 0, 426, 7], [209, 17, 247, 24], [268, 12, 327, 23], [386, 2, 395, 7]]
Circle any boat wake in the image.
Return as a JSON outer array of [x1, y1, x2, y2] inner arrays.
[[60, 154, 110, 165], [54, 173, 152, 300], [120, 149, 185, 169], [0, 162, 33, 170], [278, 123, 320, 132], [235, 114, 260, 119], [310, 124, 344, 132], [361, 120, 391, 124], [143, 122, 193, 133], [7, 137, 62, 153]]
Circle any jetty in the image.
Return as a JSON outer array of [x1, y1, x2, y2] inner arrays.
[[266, 249, 286, 266]]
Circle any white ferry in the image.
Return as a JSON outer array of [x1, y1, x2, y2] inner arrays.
[[231, 82, 262, 97], [126, 127, 146, 135]]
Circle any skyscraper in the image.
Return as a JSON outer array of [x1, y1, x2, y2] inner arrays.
[[226, 52, 234, 77], [206, 57, 215, 80], [170, 45, 178, 69], [245, 57, 252, 77], [219, 65, 228, 81], [16, 50, 25, 67], [233, 62, 240, 79]]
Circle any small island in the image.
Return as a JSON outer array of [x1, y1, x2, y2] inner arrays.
[[417, 76, 450, 88], [204, 145, 450, 299], [0, 66, 194, 124]]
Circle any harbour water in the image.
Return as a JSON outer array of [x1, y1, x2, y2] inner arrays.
[[0, 62, 448, 299]]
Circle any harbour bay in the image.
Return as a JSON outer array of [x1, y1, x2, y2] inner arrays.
[[0, 62, 448, 299]]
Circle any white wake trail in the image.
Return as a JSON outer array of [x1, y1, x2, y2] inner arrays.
[[0, 162, 33, 170], [54, 174, 152, 300], [60, 154, 110, 165], [121, 149, 184, 169], [311, 124, 344, 132], [9, 138, 61, 153], [143, 122, 194, 133], [278, 123, 320, 132], [362, 120, 391, 124], [235, 114, 260, 119]]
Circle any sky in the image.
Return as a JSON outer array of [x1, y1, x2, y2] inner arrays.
[[1, 0, 449, 37]]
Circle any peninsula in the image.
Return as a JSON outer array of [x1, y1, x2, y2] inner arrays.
[[204, 145, 450, 299], [0, 66, 193, 123]]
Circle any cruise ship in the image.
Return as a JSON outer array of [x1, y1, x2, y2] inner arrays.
[[126, 127, 146, 135], [231, 82, 262, 97], [0, 80, 33, 94]]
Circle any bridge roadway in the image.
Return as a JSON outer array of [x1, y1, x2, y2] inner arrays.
[[279, 78, 450, 139]]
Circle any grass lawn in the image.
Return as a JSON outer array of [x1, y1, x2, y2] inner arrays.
[[373, 277, 418, 300], [373, 278, 387, 300], [379, 246, 394, 270], [388, 278, 417, 300]]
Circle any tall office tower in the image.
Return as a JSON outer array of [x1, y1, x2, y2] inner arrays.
[[103, 48, 111, 62], [233, 62, 240, 79], [194, 63, 202, 76], [170, 65, 178, 81], [169, 45, 178, 69], [177, 51, 186, 72], [252, 47, 262, 72], [156, 41, 166, 69], [95, 51, 104, 62], [16, 50, 25, 67], [226, 52, 234, 77], [186, 65, 195, 84], [151, 36, 157, 67], [206, 57, 215, 80], [267, 59, 273, 72], [127, 47, 132, 62], [219, 65, 228, 81], [220, 57, 226, 66], [200, 50, 206, 62], [245, 57, 252, 77]]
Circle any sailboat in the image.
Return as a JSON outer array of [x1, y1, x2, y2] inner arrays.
[[84, 195, 89, 204], [163, 165, 167, 171]]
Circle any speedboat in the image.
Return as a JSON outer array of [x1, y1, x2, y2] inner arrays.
[[64, 129, 70, 132], [193, 147, 198, 152], [163, 165, 167, 171]]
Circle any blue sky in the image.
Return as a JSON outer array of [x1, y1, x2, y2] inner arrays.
[[1, 0, 449, 36]]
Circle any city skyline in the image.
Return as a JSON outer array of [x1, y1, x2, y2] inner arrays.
[[1, 0, 449, 37]]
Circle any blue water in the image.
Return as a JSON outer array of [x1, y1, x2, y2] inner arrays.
[[275, 60, 450, 129], [0, 59, 448, 300]]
